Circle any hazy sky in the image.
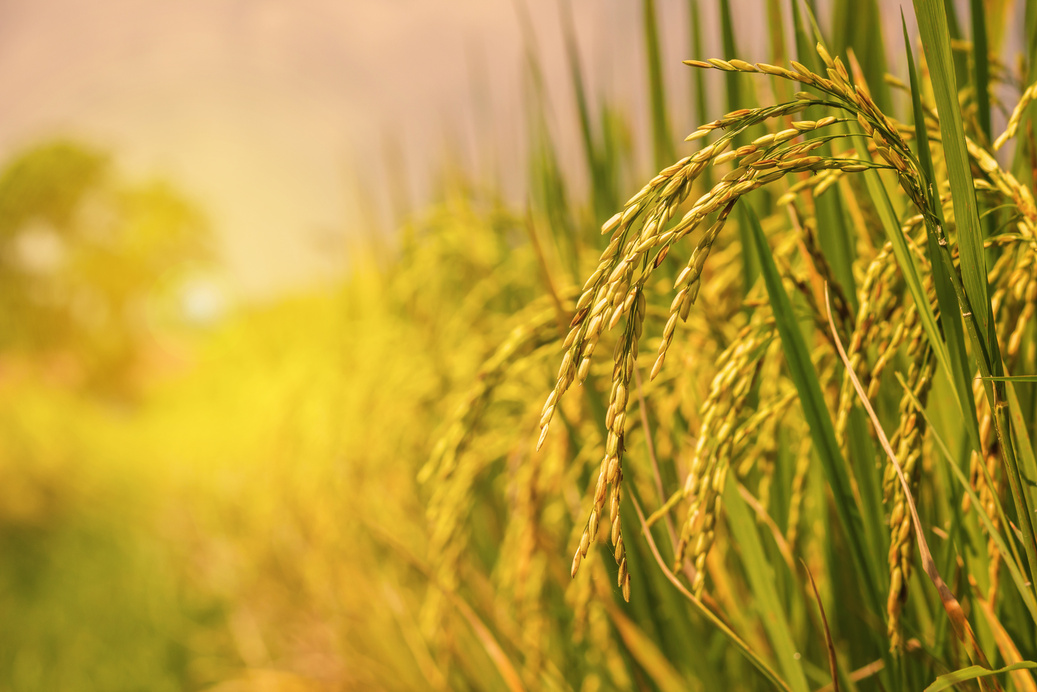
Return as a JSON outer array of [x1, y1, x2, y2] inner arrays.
[[0, 0, 651, 297], [0, 0, 1019, 298]]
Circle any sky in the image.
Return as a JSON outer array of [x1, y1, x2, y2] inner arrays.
[[0, 0, 650, 298], [0, 1, 1020, 299]]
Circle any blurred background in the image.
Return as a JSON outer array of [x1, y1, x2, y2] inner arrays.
[[2, 0, 691, 299], [0, 0, 1029, 690]]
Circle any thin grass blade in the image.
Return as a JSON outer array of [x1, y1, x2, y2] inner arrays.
[[911, 0, 996, 364], [974, 598, 1037, 692], [896, 373, 1037, 625], [924, 663, 1037, 692], [604, 601, 691, 692], [642, 0, 673, 169], [745, 202, 885, 626], [900, 13, 981, 451], [790, 4, 858, 307], [802, 561, 840, 692], [687, 0, 712, 190], [765, 0, 790, 103], [831, 0, 891, 111], [825, 289, 995, 677], [629, 492, 794, 692], [969, 0, 991, 142], [718, 0, 745, 117], [559, 0, 610, 222], [724, 480, 811, 692]]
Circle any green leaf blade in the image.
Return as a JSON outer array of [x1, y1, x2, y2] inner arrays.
[[910, 0, 997, 367], [724, 482, 810, 692], [923, 661, 1037, 691], [744, 201, 885, 630]]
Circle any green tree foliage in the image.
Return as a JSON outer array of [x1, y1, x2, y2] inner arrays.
[[0, 140, 208, 394]]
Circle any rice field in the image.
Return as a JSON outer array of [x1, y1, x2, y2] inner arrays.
[[4, 1, 1037, 690]]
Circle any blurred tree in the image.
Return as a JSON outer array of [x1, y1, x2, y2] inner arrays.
[[0, 140, 209, 395]]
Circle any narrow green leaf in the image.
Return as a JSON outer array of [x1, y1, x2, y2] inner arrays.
[[765, 0, 791, 103], [1005, 380, 1037, 531], [911, 0, 996, 365], [901, 13, 938, 204], [941, 0, 970, 87], [722, 0, 759, 300], [790, 0, 815, 73], [814, 187, 858, 314], [687, 0, 708, 122], [1010, 2, 1037, 182], [845, 406, 888, 571], [970, 0, 991, 142], [738, 202, 760, 302], [905, 6, 1037, 586], [800, 2, 828, 50], [605, 602, 691, 692], [791, 3, 858, 308], [718, 0, 746, 118], [642, 0, 673, 169], [907, 0, 1037, 590], [724, 481, 810, 692], [901, 13, 981, 452], [629, 492, 794, 692], [923, 662, 1037, 691], [858, 166, 976, 446], [619, 493, 711, 682], [1029, 0, 1037, 79], [897, 373, 1037, 625], [926, 223, 1037, 591], [687, 0, 712, 190], [745, 202, 884, 626], [559, 0, 611, 222], [831, 0, 891, 111]]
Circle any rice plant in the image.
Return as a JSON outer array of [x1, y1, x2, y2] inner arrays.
[[428, 1, 1037, 690], [9, 2, 1037, 691]]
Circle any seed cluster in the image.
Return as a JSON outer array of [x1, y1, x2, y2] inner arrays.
[[401, 22, 1037, 686], [527, 40, 1037, 631], [421, 296, 571, 641], [993, 77, 1037, 151], [539, 44, 920, 598], [883, 351, 935, 651], [835, 241, 926, 447], [673, 319, 774, 594]]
